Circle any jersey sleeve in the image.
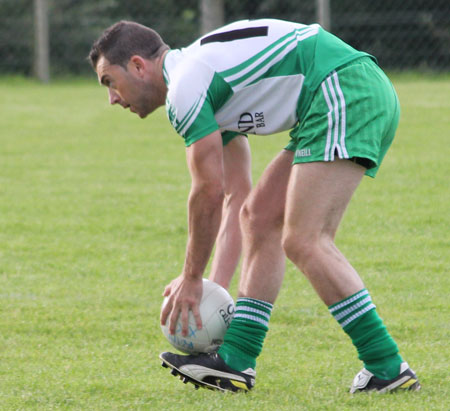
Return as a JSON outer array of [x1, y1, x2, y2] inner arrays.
[[165, 59, 219, 147]]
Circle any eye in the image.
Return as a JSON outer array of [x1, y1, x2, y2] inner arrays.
[[101, 75, 112, 88]]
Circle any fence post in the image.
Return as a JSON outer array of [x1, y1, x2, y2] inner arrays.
[[200, 0, 225, 35], [316, 0, 331, 31], [34, 0, 50, 83]]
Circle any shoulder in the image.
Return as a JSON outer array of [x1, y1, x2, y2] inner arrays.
[[166, 53, 216, 116], [169, 55, 215, 92]]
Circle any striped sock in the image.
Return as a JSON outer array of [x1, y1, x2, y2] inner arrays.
[[329, 289, 403, 380], [218, 298, 273, 372]]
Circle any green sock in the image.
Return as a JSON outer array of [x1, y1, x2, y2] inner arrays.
[[329, 289, 403, 380], [218, 298, 273, 371]]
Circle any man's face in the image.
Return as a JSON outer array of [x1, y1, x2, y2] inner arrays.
[[96, 55, 164, 118]]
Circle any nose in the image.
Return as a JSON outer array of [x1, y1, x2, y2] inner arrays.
[[108, 89, 122, 105]]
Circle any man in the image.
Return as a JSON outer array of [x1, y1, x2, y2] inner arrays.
[[89, 19, 420, 394], [89, 20, 252, 295]]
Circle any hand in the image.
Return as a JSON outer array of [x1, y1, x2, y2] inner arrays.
[[160, 276, 203, 337]]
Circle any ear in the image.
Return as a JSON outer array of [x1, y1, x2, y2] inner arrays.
[[128, 55, 147, 77]]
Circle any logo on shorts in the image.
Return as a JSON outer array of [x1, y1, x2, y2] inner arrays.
[[295, 148, 311, 157]]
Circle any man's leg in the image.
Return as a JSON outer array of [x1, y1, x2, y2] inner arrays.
[[282, 159, 365, 304], [209, 136, 252, 289], [238, 149, 294, 302], [216, 150, 293, 373], [282, 159, 419, 392]]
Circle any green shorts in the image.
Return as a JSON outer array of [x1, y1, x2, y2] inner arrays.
[[285, 57, 400, 177], [222, 130, 247, 146]]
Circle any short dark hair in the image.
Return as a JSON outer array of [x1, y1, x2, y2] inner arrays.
[[88, 21, 169, 70]]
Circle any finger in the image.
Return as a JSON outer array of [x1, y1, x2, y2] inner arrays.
[[168, 306, 180, 335], [163, 285, 171, 297], [192, 303, 202, 331], [160, 300, 172, 326], [181, 306, 189, 337]]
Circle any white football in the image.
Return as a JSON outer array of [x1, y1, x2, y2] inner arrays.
[[161, 279, 235, 354]]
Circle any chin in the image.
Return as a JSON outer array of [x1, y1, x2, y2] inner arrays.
[[133, 108, 149, 119], [139, 107, 157, 119]]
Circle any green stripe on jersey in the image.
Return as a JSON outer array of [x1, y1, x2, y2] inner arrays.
[[219, 26, 315, 82], [247, 48, 301, 87], [170, 72, 232, 139], [175, 94, 204, 134], [207, 72, 234, 112], [228, 36, 298, 88], [219, 30, 296, 78]]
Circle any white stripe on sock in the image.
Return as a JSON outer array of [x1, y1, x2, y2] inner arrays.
[[333, 296, 372, 321], [329, 290, 369, 313], [236, 306, 271, 321], [340, 303, 376, 328], [237, 298, 273, 312], [234, 313, 269, 327]]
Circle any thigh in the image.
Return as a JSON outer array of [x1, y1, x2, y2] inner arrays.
[[284, 159, 366, 240], [222, 135, 252, 196], [245, 149, 294, 223]]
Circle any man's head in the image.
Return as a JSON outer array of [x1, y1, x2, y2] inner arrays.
[[89, 21, 170, 118]]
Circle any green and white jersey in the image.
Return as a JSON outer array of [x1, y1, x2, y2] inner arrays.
[[163, 19, 372, 146]]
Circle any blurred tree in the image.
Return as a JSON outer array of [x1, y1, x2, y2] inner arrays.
[[0, 0, 34, 75], [0, 0, 448, 75]]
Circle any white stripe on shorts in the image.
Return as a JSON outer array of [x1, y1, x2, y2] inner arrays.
[[321, 81, 334, 161], [332, 72, 349, 158], [326, 74, 343, 159], [321, 71, 348, 161]]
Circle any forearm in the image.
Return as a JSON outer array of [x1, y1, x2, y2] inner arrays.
[[209, 197, 243, 289], [182, 186, 224, 280]]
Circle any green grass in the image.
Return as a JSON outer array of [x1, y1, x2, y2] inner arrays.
[[0, 74, 449, 410]]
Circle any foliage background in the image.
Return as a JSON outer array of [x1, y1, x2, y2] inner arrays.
[[0, 0, 449, 76]]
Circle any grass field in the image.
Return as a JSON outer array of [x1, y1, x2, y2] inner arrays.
[[0, 74, 449, 410]]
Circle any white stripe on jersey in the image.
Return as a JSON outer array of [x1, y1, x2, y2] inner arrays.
[[178, 93, 207, 136]]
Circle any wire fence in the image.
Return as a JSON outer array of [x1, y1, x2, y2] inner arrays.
[[0, 0, 449, 80]]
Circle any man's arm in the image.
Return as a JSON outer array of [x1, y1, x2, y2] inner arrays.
[[160, 130, 225, 336]]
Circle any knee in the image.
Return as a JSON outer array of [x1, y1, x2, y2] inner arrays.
[[231, 173, 252, 203], [240, 197, 284, 236], [282, 230, 320, 271]]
